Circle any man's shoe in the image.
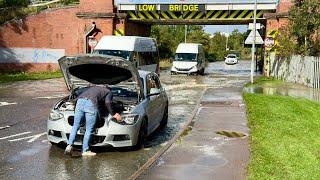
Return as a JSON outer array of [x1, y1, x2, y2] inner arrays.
[[64, 144, 73, 155], [82, 151, 96, 156]]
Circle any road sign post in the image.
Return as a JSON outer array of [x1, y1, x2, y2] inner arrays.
[[251, 0, 257, 84]]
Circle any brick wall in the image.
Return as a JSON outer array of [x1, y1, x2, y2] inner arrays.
[[277, 0, 293, 13], [80, 0, 114, 13], [265, 0, 293, 32], [0, 0, 115, 72], [125, 21, 151, 37]]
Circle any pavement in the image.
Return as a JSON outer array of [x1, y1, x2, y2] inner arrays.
[[139, 86, 249, 180]]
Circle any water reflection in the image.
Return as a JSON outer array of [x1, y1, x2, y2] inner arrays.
[[244, 82, 320, 102]]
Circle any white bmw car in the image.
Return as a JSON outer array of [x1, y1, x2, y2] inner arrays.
[[47, 54, 168, 149]]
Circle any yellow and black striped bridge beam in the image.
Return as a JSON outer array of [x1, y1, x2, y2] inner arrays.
[[126, 10, 266, 25]]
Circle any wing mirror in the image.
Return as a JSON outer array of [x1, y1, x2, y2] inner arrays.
[[148, 88, 161, 97]]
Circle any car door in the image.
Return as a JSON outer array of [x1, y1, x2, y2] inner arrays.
[[145, 74, 163, 132], [152, 74, 166, 124]]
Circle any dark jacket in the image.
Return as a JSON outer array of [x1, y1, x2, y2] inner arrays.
[[78, 86, 115, 116]]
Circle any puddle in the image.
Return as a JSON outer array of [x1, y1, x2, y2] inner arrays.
[[244, 82, 320, 102], [194, 156, 226, 167], [216, 131, 246, 138]]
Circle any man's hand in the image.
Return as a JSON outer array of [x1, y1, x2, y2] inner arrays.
[[113, 113, 122, 122]]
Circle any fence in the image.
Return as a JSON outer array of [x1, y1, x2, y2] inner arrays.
[[312, 57, 320, 89], [270, 55, 320, 89]]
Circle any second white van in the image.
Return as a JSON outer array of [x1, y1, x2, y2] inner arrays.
[[171, 43, 205, 75]]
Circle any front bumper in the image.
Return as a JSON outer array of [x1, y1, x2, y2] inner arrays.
[[171, 66, 198, 74], [47, 114, 141, 147], [225, 60, 237, 65]]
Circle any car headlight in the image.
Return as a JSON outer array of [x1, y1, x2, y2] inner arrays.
[[191, 65, 197, 70], [112, 114, 139, 125], [123, 114, 139, 125], [49, 111, 64, 121]]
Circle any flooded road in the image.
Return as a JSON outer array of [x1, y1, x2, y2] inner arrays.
[[0, 61, 253, 179], [244, 81, 320, 102]]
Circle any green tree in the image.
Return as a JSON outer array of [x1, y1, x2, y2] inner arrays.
[[151, 25, 176, 58], [0, 0, 29, 8], [209, 32, 227, 61], [288, 0, 320, 56], [151, 25, 250, 61]]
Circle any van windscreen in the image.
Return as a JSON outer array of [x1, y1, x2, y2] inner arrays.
[[94, 50, 132, 61], [175, 53, 197, 61]]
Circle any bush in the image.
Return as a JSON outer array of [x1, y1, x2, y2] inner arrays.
[[0, 0, 29, 8]]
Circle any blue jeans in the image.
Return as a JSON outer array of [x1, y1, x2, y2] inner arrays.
[[67, 98, 98, 152]]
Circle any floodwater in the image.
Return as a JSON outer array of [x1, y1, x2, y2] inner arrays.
[[0, 72, 203, 180], [244, 81, 320, 102]]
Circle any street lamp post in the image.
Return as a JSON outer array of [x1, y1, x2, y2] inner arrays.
[[185, 25, 187, 43], [251, 0, 257, 83]]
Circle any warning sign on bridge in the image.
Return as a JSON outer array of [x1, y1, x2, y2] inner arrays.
[[137, 4, 156, 11], [136, 4, 205, 12], [161, 4, 205, 12]]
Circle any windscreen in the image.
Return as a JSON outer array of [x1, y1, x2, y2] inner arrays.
[[227, 55, 237, 58], [175, 53, 197, 61], [94, 50, 132, 61]]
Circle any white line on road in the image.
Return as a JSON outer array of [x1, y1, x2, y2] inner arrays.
[[0, 131, 31, 140], [0, 102, 17, 107], [0, 125, 10, 130], [27, 132, 46, 143], [33, 95, 65, 99], [9, 132, 46, 142]]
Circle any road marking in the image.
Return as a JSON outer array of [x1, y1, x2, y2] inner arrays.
[[0, 125, 10, 130], [0, 131, 31, 140], [27, 132, 47, 143], [0, 102, 17, 107], [33, 95, 65, 99], [9, 132, 46, 142]]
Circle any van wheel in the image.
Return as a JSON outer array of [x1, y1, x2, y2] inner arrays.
[[199, 68, 205, 75], [134, 118, 147, 149], [159, 104, 168, 129]]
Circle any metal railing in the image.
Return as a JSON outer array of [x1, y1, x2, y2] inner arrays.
[[312, 57, 320, 89]]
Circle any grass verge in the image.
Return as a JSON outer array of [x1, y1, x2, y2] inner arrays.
[[244, 88, 320, 179], [244, 76, 282, 87], [0, 71, 62, 83]]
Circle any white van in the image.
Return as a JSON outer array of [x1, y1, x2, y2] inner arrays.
[[171, 43, 205, 75], [93, 36, 160, 74]]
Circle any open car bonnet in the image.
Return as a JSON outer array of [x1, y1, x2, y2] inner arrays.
[[58, 54, 144, 98]]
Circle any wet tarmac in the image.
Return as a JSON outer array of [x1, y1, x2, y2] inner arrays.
[[139, 61, 253, 180], [0, 69, 205, 179], [244, 81, 320, 102], [0, 61, 255, 179]]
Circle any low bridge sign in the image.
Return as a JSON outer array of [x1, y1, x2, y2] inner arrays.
[[117, 0, 278, 24]]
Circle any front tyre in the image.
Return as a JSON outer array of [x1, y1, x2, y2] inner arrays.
[[159, 104, 168, 129], [134, 118, 147, 150]]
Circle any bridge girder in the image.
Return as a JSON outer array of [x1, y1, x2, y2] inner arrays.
[[125, 10, 267, 25]]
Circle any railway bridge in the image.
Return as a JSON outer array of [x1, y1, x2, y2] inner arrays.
[[0, 0, 290, 72]]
